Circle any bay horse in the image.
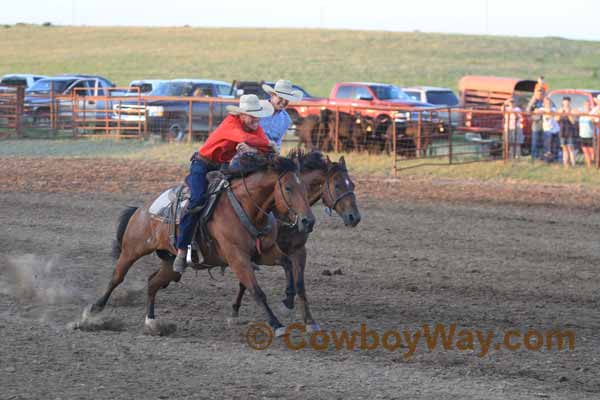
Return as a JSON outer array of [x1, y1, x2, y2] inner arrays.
[[230, 150, 361, 332], [88, 154, 315, 336]]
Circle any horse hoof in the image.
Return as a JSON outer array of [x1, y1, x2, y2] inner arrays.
[[69, 307, 124, 332], [86, 303, 102, 316], [226, 317, 244, 327], [275, 326, 288, 338], [306, 323, 321, 333], [144, 317, 176, 336]]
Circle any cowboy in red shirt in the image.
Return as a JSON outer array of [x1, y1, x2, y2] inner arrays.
[[174, 94, 274, 273]]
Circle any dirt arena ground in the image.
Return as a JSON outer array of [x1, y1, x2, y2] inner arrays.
[[1, 158, 600, 399]]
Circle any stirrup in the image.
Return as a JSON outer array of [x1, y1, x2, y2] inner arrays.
[[191, 249, 204, 264]]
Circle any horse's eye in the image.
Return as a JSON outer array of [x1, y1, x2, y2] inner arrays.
[[335, 184, 341, 190], [285, 185, 293, 192]]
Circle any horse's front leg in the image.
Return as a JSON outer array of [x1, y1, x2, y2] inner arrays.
[[231, 260, 294, 320], [231, 282, 246, 318], [228, 252, 286, 337], [290, 247, 320, 332], [281, 256, 296, 310], [144, 259, 180, 336]]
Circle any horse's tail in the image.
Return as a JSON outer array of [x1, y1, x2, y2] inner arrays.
[[111, 206, 138, 260]]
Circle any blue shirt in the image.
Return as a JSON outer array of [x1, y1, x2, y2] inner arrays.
[[260, 109, 292, 148]]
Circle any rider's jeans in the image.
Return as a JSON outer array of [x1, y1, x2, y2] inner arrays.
[[176, 159, 209, 250]]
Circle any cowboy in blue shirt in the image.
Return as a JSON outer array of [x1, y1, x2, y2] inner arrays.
[[260, 80, 303, 152]]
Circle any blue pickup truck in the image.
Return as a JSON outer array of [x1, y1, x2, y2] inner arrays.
[[23, 75, 117, 125], [113, 79, 234, 140]]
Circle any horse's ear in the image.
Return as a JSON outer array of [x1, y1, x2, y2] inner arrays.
[[338, 156, 346, 168]]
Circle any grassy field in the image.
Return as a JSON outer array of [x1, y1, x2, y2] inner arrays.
[[4, 139, 600, 187], [1, 24, 600, 95]]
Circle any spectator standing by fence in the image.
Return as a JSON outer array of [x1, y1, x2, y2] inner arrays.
[[542, 97, 560, 163], [579, 100, 597, 169], [527, 89, 545, 160], [556, 96, 578, 168], [259, 79, 303, 152], [534, 75, 549, 94], [504, 98, 523, 158]]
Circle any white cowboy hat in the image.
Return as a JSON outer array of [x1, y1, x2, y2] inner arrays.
[[262, 79, 303, 102], [226, 94, 274, 117]]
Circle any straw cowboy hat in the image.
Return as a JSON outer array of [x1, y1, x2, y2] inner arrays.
[[262, 79, 303, 102], [226, 94, 274, 117]]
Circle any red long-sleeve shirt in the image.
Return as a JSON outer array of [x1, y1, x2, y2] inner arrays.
[[199, 115, 271, 164]]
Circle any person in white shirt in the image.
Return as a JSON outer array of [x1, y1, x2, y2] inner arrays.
[[504, 98, 523, 159], [541, 97, 560, 162], [579, 100, 599, 168]]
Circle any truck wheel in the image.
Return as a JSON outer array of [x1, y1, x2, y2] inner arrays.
[[166, 120, 186, 142], [33, 109, 51, 127]]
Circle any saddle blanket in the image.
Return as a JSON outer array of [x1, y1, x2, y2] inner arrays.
[[148, 171, 229, 226], [148, 185, 189, 224]]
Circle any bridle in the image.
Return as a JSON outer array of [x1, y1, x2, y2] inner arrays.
[[322, 166, 356, 217], [241, 170, 300, 230]]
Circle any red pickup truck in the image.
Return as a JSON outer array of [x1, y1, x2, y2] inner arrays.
[[293, 82, 435, 122], [290, 82, 446, 153]]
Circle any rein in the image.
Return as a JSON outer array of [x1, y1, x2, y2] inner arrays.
[[241, 171, 300, 230]]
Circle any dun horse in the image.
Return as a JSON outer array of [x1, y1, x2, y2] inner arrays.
[[231, 150, 361, 332], [88, 154, 315, 336]]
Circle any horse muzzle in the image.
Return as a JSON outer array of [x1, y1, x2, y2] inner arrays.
[[299, 215, 315, 233], [343, 210, 361, 227]]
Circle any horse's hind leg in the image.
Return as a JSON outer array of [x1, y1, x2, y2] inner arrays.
[[144, 260, 180, 335], [90, 250, 142, 313]]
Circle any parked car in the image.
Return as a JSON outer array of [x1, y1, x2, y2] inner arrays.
[[58, 74, 117, 89], [547, 88, 600, 111], [24, 75, 117, 125], [229, 80, 322, 124], [123, 79, 167, 96], [326, 82, 440, 126], [291, 82, 445, 154], [403, 86, 460, 126], [113, 79, 234, 140], [0, 74, 47, 89]]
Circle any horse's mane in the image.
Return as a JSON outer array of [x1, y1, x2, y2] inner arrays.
[[287, 148, 328, 172], [223, 152, 298, 178], [287, 148, 348, 175]]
